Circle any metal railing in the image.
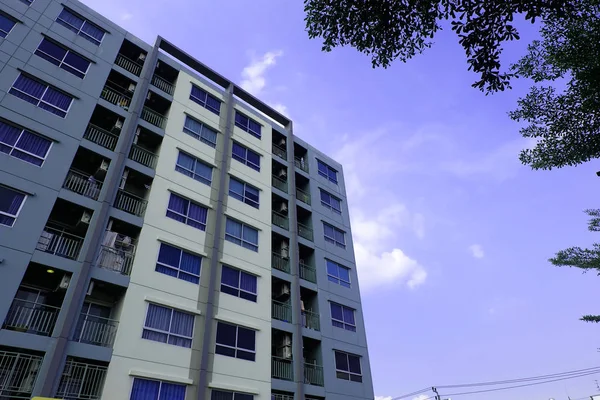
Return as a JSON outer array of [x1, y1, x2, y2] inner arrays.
[[272, 252, 290, 273], [298, 222, 314, 241], [37, 225, 84, 260], [100, 85, 131, 109], [95, 244, 135, 275], [272, 211, 289, 230], [304, 363, 324, 386], [272, 143, 287, 160], [115, 54, 143, 76], [0, 350, 43, 398], [272, 356, 293, 381], [141, 106, 167, 129], [151, 74, 175, 95], [63, 170, 103, 200], [74, 314, 119, 348], [129, 144, 157, 169], [272, 300, 292, 323], [114, 189, 147, 217], [294, 156, 309, 173], [56, 359, 107, 400], [296, 187, 311, 205], [83, 124, 119, 151], [271, 394, 294, 400], [302, 309, 320, 331], [299, 262, 317, 283], [4, 299, 60, 336], [272, 175, 288, 193]]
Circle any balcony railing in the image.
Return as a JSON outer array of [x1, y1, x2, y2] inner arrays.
[[151, 74, 175, 95], [272, 175, 288, 193], [129, 144, 158, 169], [304, 363, 324, 386], [272, 143, 287, 160], [96, 244, 135, 275], [64, 170, 102, 200], [302, 309, 320, 331], [272, 300, 292, 323], [272, 394, 294, 400], [37, 225, 84, 260], [296, 187, 311, 205], [56, 360, 107, 400], [4, 299, 60, 336], [100, 85, 131, 109], [298, 223, 314, 241], [115, 54, 143, 76], [294, 156, 309, 173], [0, 350, 42, 398], [114, 189, 147, 217], [299, 262, 317, 283], [272, 252, 290, 273], [141, 106, 167, 129], [272, 211, 289, 230], [272, 356, 293, 381], [74, 314, 119, 348], [83, 124, 119, 151]]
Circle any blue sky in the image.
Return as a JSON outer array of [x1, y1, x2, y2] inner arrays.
[[81, 0, 600, 398]]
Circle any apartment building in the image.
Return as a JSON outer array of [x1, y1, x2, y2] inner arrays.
[[0, 0, 375, 399]]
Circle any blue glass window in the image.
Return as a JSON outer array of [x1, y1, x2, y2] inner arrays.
[[190, 85, 221, 115], [0, 186, 26, 227], [225, 218, 258, 252], [130, 378, 186, 400], [175, 151, 213, 186], [221, 265, 257, 302], [320, 189, 341, 214], [142, 304, 194, 348], [229, 177, 259, 208], [183, 115, 217, 148], [234, 112, 261, 138], [166, 193, 208, 231], [9, 74, 73, 118], [0, 13, 17, 38], [326, 259, 351, 288], [35, 38, 90, 78], [330, 302, 356, 332], [232, 142, 260, 171], [335, 351, 362, 382], [0, 121, 52, 166], [215, 322, 256, 361], [211, 390, 253, 400], [56, 8, 106, 45], [323, 222, 346, 248], [156, 243, 202, 284], [317, 160, 338, 184]]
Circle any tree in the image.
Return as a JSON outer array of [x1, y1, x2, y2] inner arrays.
[[550, 209, 600, 322], [509, 0, 600, 170], [303, 0, 576, 94]]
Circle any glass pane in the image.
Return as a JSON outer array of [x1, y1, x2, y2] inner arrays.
[[0, 122, 21, 146], [158, 243, 181, 268], [38, 39, 67, 61], [130, 378, 160, 400], [330, 303, 343, 320], [246, 149, 260, 166], [229, 178, 244, 197], [335, 351, 348, 371], [216, 322, 236, 346], [338, 266, 350, 283], [145, 304, 171, 331], [0, 15, 15, 36], [221, 266, 239, 287], [64, 52, 90, 73], [242, 226, 258, 245], [237, 327, 255, 351], [348, 355, 362, 374], [326, 260, 338, 277]]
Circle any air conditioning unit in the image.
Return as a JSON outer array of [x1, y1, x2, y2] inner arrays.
[[113, 119, 123, 130], [119, 170, 129, 189], [278, 169, 287, 178], [59, 274, 71, 290], [279, 283, 290, 297], [282, 346, 292, 360], [86, 280, 95, 296], [278, 138, 286, 147], [138, 53, 146, 62], [80, 211, 92, 224], [280, 245, 289, 259], [282, 335, 292, 346], [279, 203, 288, 213], [146, 91, 152, 101], [100, 160, 109, 171], [127, 83, 136, 92]]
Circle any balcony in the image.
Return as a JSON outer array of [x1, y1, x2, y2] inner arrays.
[[101, 71, 136, 110], [272, 393, 294, 400], [114, 189, 147, 217], [296, 187, 311, 205], [83, 124, 119, 151], [0, 349, 43, 399], [141, 106, 167, 129], [115, 54, 143, 76], [272, 211, 289, 230], [37, 224, 84, 260], [294, 156, 309, 173], [4, 299, 60, 336], [294, 143, 309, 173], [129, 143, 157, 169], [151, 60, 178, 95], [272, 300, 292, 323], [56, 358, 108, 400], [299, 261, 317, 284], [272, 252, 290, 273], [74, 314, 118, 348], [302, 309, 320, 331], [151, 74, 174, 95], [272, 356, 293, 381], [304, 363, 324, 386], [272, 143, 287, 160], [63, 147, 109, 201], [272, 174, 288, 193], [64, 170, 102, 200], [95, 228, 136, 275], [114, 40, 146, 77], [298, 222, 313, 241]]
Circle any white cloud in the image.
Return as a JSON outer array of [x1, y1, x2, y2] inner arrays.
[[272, 103, 289, 117], [240, 51, 283, 95], [375, 397, 392, 400], [469, 244, 485, 259], [120, 11, 133, 21], [413, 396, 430, 400]]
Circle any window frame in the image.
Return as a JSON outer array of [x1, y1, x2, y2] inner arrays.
[[220, 265, 258, 302], [330, 302, 357, 332], [234, 111, 261, 139], [228, 176, 259, 209], [317, 159, 338, 184], [211, 389, 253, 400], [189, 84, 221, 115], [0, 186, 27, 227], [55, 8, 106, 46], [326, 259, 351, 288], [231, 141, 260, 172], [0, 12, 18, 38], [175, 150, 213, 186], [142, 303, 195, 348], [182, 114, 218, 148], [0, 120, 53, 167], [320, 189, 342, 214], [215, 321, 256, 362], [130, 378, 187, 400], [334, 350, 363, 382], [9, 74, 74, 118], [34, 37, 91, 78], [323, 222, 346, 248], [225, 217, 259, 252], [166, 192, 208, 231], [155, 242, 202, 284]]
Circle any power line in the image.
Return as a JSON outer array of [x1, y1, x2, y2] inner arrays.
[[389, 387, 431, 400]]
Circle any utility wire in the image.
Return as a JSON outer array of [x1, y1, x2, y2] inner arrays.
[[389, 387, 432, 400]]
